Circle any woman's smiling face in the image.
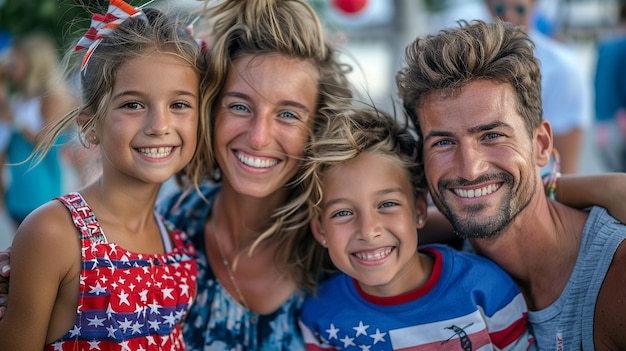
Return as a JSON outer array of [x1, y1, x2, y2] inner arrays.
[[213, 54, 319, 198]]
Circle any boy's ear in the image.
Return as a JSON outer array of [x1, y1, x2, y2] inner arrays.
[[310, 218, 328, 248], [415, 194, 428, 229]]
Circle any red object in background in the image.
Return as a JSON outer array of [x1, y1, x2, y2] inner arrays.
[[332, 0, 368, 15]]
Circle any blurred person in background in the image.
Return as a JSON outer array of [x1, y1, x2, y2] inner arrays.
[[0, 52, 10, 210], [0, 33, 77, 228], [485, 0, 592, 174], [593, 0, 626, 172]]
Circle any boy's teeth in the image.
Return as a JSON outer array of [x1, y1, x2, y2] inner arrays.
[[354, 247, 392, 261]]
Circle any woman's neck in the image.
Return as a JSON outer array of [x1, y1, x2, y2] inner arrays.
[[213, 181, 288, 247]]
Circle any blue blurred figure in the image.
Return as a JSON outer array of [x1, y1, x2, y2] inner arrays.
[[593, 1, 626, 172], [0, 34, 77, 226]]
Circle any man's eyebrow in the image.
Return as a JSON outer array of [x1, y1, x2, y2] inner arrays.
[[424, 121, 512, 142], [467, 121, 511, 134]]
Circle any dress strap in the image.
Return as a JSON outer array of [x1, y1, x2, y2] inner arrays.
[[154, 211, 173, 253], [56, 192, 107, 244]]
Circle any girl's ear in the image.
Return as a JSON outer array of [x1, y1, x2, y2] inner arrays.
[[77, 108, 91, 129], [311, 218, 328, 248], [415, 194, 428, 229], [78, 109, 98, 144]]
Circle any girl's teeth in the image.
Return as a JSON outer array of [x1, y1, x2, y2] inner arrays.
[[138, 147, 173, 158]]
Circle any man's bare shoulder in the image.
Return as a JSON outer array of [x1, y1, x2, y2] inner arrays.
[[594, 239, 626, 350]]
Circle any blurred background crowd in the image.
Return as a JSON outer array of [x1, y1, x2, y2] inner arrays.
[[1, 0, 625, 248]]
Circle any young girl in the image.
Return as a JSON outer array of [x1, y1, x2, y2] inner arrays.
[[0, 1, 205, 349], [299, 107, 535, 350]]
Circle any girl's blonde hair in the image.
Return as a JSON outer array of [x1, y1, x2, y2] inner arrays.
[[31, 6, 208, 188]]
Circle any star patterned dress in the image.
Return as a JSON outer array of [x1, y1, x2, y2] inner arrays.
[[44, 192, 198, 351], [157, 184, 306, 350]]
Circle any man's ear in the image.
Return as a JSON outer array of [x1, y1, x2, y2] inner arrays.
[[311, 218, 328, 248], [535, 120, 553, 167]]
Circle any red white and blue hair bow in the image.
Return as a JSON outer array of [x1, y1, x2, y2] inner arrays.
[[75, 0, 144, 72]]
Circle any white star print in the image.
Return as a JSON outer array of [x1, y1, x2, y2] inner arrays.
[[87, 340, 101, 350], [106, 325, 118, 338], [354, 321, 369, 337], [118, 290, 130, 306], [87, 315, 106, 327], [340, 334, 356, 348], [130, 321, 145, 334], [180, 283, 190, 296], [163, 312, 178, 327], [149, 319, 161, 331], [326, 323, 340, 339], [147, 335, 156, 345], [162, 287, 174, 300], [69, 325, 81, 337], [120, 340, 131, 351], [148, 302, 162, 314], [369, 328, 387, 344], [89, 282, 107, 295]]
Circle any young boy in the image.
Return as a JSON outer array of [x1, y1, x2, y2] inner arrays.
[[299, 107, 535, 350]]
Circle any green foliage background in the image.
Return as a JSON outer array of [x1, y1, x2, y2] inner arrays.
[[0, 0, 152, 50]]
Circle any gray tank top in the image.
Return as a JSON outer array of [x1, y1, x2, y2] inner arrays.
[[528, 206, 626, 350]]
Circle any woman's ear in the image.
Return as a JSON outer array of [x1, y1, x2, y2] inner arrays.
[[311, 218, 328, 248], [535, 120, 553, 167], [415, 194, 428, 229]]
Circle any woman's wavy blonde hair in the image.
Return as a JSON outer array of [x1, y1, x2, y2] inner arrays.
[[193, 0, 354, 291]]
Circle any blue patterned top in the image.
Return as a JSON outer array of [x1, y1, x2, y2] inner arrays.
[[156, 184, 306, 350]]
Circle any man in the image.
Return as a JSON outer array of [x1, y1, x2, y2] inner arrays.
[[485, 0, 591, 174], [397, 19, 626, 350]]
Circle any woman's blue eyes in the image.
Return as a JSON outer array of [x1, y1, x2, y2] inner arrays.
[[231, 104, 249, 112], [280, 111, 297, 120], [230, 103, 299, 120]]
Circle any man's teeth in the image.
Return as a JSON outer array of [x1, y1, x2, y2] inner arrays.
[[138, 147, 173, 158], [454, 184, 499, 198], [353, 247, 392, 261], [237, 153, 278, 168]]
